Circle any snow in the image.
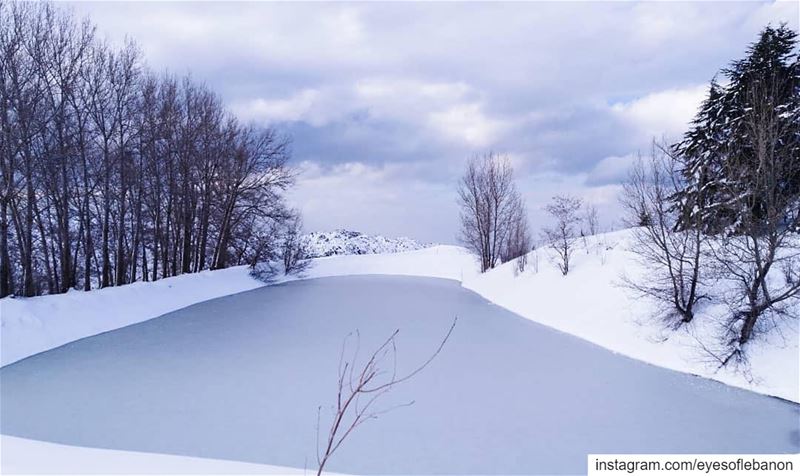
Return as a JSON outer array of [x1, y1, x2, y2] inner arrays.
[[2, 276, 796, 475], [1, 246, 476, 367], [294, 244, 477, 282], [0, 266, 264, 367], [1, 231, 796, 403], [461, 229, 799, 403], [302, 229, 428, 258], [0, 435, 336, 475], [1, 230, 798, 474]]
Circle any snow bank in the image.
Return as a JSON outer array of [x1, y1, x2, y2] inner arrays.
[[462, 229, 800, 402], [0, 246, 476, 368], [0, 435, 342, 474], [0, 266, 264, 367]]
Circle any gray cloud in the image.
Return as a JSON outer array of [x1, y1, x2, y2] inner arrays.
[[67, 1, 799, 242]]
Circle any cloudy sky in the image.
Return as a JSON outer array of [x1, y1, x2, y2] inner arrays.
[[69, 1, 799, 243]]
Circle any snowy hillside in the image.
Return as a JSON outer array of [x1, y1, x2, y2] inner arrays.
[[302, 229, 429, 257], [462, 229, 799, 403]]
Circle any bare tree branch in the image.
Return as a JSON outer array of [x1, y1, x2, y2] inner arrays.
[[315, 317, 457, 476]]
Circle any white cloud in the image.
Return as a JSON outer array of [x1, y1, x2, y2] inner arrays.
[[746, 0, 800, 32], [354, 77, 511, 146], [586, 154, 637, 186], [288, 161, 458, 243], [611, 85, 708, 140], [324, 7, 365, 46], [355, 78, 470, 104], [233, 89, 321, 124], [428, 103, 511, 148], [237, 76, 512, 148]]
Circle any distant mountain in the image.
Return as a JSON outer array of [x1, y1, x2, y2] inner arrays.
[[302, 230, 429, 258]]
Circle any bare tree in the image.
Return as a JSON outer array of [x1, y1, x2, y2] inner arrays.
[[502, 195, 532, 273], [316, 318, 457, 476], [619, 143, 707, 325], [530, 242, 540, 273], [584, 203, 599, 236], [282, 210, 310, 275], [457, 152, 526, 272], [542, 195, 583, 275]]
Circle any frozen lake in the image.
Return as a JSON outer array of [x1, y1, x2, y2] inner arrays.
[[1, 276, 798, 474]]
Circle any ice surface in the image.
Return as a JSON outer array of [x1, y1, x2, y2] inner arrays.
[[1, 276, 797, 474]]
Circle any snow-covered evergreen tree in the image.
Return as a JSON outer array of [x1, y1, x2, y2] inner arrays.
[[673, 25, 800, 234], [670, 25, 800, 364]]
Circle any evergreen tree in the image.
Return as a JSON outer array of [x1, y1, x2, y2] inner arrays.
[[673, 25, 800, 234]]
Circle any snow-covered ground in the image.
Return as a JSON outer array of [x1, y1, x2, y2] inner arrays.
[[0, 266, 264, 367], [463, 230, 800, 403], [0, 435, 332, 475]]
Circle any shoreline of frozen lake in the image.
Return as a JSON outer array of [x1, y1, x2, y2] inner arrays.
[[1, 276, 798, 474]]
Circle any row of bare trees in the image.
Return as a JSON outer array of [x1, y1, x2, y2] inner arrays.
[[0, 2, 294, 297]]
